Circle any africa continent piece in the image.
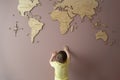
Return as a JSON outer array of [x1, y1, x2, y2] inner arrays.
[[50, 10, 72, 34]]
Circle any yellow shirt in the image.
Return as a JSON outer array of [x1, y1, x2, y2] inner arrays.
[[50, 60, 69, 80]]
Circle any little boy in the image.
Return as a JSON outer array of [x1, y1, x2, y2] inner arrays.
[[49, 46, 71, 80]]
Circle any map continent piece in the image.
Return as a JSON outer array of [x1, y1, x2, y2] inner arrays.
[[54, 0, 98, 19], [50, 10, 72, 34], [51, 0, 98, 35], [96, 30, 108, 42], [17, 0, 40, 16], [28, 18, 44, 43]]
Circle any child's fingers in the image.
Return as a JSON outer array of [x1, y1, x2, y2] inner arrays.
[[52, 51, 57, 56], [64, 45, 69, 51]]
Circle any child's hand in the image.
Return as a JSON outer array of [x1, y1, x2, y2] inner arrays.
[[52, 51, 57, 57], [64, 45, 69, 51], [64, 45, 71, 60]]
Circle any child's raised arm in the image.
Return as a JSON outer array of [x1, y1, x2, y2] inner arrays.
[[64, 46, 71, 61], [49, 52, 57, 63]]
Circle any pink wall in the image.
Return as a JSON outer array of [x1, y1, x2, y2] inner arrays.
[[0, 0, 120, 80]]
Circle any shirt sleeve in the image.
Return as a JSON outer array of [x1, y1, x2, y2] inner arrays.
[[50, 61, 56, 67]]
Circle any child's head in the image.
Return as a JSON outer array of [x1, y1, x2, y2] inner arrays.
[[56, 51, 67, 63]]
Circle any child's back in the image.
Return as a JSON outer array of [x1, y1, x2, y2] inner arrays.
[[49, 46, 71, 80]]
